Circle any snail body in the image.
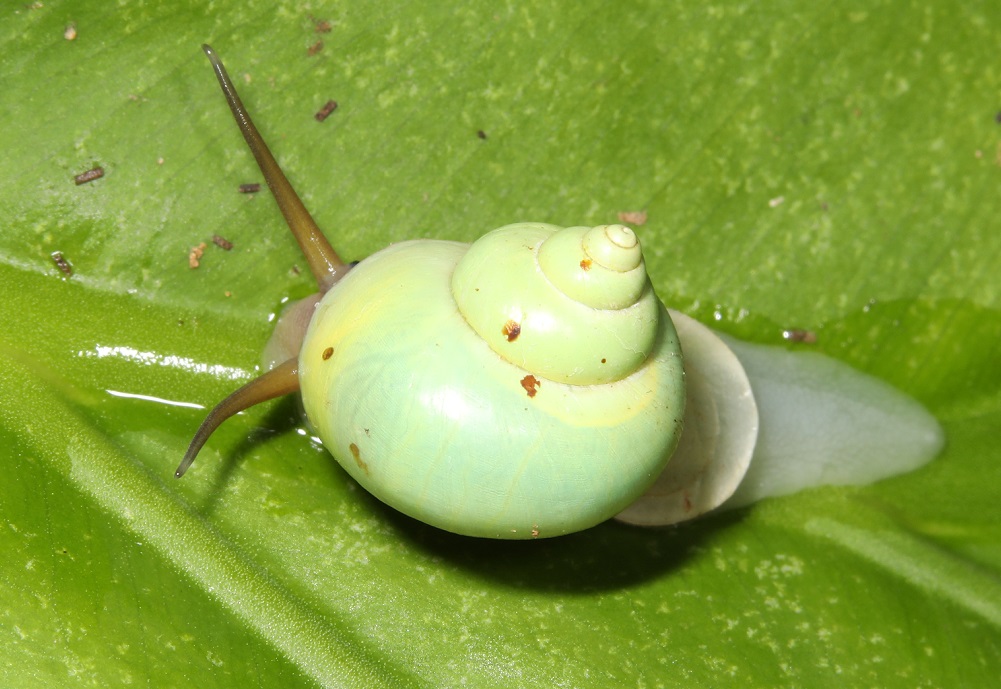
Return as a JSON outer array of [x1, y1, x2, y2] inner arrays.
[[178, 46, 944, 539]]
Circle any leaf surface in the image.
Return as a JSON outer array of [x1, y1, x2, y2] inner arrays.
[[2, 1, 999, 686]]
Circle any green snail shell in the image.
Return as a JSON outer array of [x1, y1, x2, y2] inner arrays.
[[298, 224, 686, 539]]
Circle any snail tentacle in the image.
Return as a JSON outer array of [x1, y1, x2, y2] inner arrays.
[[202, 44, 347, 293], [175, 357, 301, 478]]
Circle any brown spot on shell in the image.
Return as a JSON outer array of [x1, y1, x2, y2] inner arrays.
[[321, 346, 334, 360], [349, 443, 369, 475], [579, 258, 592, 271], [307, 40, 324, 56], [520, 375, 540, 398], [502, 320, 521, 342], [601, 358, 606, 364], [212, 234, 234, 250], [238, 183, 260, 193]]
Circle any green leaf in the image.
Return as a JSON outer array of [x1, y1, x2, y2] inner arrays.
[[2, 1, 999, 687]]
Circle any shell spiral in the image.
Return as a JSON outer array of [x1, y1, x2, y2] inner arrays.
[[451, 224, 661, 385], [298, 223, 686, 538]]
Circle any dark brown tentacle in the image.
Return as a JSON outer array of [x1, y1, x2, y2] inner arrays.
[[202, 44, 347, 293], [175, 357, 300, 478]]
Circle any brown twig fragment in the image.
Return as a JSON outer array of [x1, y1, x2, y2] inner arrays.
[[74, 167, 104, 185], [315, 100, 338, 122], [617, 210, 647, 226], [51, 251, 73, 276]]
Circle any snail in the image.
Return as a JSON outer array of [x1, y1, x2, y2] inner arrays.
[[177, 45, 944, 539]]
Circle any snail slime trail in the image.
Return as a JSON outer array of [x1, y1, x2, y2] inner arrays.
[[179, 45, 944, 539]]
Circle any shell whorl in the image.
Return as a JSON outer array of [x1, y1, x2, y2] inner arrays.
[[450, 223, 661, 385]]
